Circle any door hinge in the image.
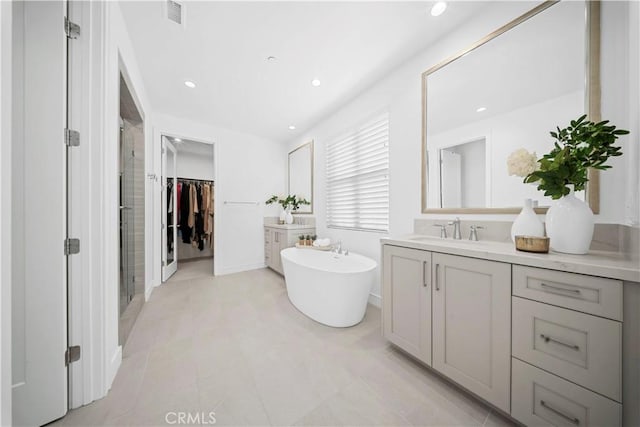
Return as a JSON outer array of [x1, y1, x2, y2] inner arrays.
[[65, 128, 80, 147], [64, 238, 80, 255], [65, 346, 81, 366], [64, 17, 80, 39]]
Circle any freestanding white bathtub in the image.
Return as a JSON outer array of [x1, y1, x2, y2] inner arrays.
[[281, 247, 377, 327]]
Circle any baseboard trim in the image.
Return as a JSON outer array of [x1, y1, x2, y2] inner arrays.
[[106, 345, 122, 392], [368, 293, 381, 308], [216, 262, 267, 276], [144, 285, 154, 302]]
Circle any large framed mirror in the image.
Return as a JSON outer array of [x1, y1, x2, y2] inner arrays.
[[288, 140, 314, 214], [421, 0, 601, 213]]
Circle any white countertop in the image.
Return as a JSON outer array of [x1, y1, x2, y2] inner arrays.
[[264, 223, 315, 230], [382, 234, 640, 283]]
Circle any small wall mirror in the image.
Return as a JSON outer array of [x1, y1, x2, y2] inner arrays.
[[288, 141, 314, 214], [422, 0, 600, 213]]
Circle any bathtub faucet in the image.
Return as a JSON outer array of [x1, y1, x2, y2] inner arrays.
[[333, 241, 343, 254]]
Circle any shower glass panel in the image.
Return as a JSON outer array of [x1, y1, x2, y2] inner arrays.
[[120, 120, 136, 315]]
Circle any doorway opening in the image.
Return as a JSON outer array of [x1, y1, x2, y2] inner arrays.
[[162, 135, 215, 282], [118, 74, 145, 345]]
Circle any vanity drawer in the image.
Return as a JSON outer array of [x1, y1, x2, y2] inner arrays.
[[511, 358, 621, 427], [512, 265, 622, 320], [512, 297, 621, 402]]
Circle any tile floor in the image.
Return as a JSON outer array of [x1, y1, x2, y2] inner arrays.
[[54, 260, 515, 426]]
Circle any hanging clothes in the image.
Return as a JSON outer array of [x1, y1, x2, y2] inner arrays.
[[180, 182, 192, 243], [176, 182, 182, 224], [166, 180, 174, 254], [188, 183, 198, 229], [195, 184, 205, 250]]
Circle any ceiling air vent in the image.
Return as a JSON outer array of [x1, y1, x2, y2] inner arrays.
[[167, 0, 183, 25]]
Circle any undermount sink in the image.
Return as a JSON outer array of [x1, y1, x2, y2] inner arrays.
[[408, 235, 484, 244]]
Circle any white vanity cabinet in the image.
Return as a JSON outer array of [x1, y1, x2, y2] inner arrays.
[[382, 247, 511, 412], [264, 225, 315, 275], [432, 253, 511, 413], [382, 245, 432, 365]]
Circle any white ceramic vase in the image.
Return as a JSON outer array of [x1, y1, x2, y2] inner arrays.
[[285, 208, 294, 225], [545, 185, 594, 254], [511, 198, 545, 242]]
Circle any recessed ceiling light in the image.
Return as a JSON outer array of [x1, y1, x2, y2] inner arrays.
[[431, 1, 447, 17], [174, 138, 182, 142], [267, 56, 277, 61], [288, 125, 296, 130], [311, 79, 321, 87], [184, 80, 196, 88], [476, 107, 487, 113]]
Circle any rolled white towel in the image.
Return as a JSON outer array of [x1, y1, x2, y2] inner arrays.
[[313, 238, 331, 247]]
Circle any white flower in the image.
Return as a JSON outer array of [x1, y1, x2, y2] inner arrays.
[[507, 148, 538, 177]]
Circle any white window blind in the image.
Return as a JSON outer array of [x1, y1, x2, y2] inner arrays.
[[326, 113, 389, 232]]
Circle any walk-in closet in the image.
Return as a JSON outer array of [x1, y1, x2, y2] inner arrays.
[[162, 136, 215, 281]]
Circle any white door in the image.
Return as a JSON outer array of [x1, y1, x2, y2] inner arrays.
[[12, 1, 69, 425], [162, 138, 178, 281], [432, 253, 511, 413], [440, 149, 462, 208]]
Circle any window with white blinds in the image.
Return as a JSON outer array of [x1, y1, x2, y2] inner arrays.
[[326, 113, 389, 232]]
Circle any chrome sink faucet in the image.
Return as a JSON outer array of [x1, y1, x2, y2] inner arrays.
[[448, 217, 462, 240], [433, 224, 448, 239], [469, 225, 484, 241]]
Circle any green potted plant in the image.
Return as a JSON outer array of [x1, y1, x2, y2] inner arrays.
[[266, 194, 310, 224], [298, 235, 305, 246], [523, 115, 628, 254], [266, 194, 287, 224]]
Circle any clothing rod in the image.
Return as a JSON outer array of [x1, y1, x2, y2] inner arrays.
[[167, 177, 215, 184], [224, 201, 259, 205]]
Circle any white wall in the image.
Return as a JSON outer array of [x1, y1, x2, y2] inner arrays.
[[289, 1, 639, 303], [153, 113, 287, 278], [174, 148, 215, 181], [100, 0, 155, 394], [0, 1, 12, 424], [625, 0, 640, 227]]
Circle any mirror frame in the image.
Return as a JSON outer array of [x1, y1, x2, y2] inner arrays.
[[421, 0, 601, 214], [288, 140, 314, 215]]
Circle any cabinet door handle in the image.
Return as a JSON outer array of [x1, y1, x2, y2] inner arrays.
[[540, 334, 580, 351], [540, 400, 580, 425], [540, 282, 581, 296], [275, 233, 279, 243], [435, 263, 440, 291], [422, 261, 429, 287]]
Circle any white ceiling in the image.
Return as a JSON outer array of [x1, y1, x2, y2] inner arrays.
[[163, 135, 214, 155], [119, 1, 497, 142]]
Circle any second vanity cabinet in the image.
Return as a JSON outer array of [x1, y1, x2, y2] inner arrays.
[[264, 225, 315, 275], [382, 246, 511, 412]]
